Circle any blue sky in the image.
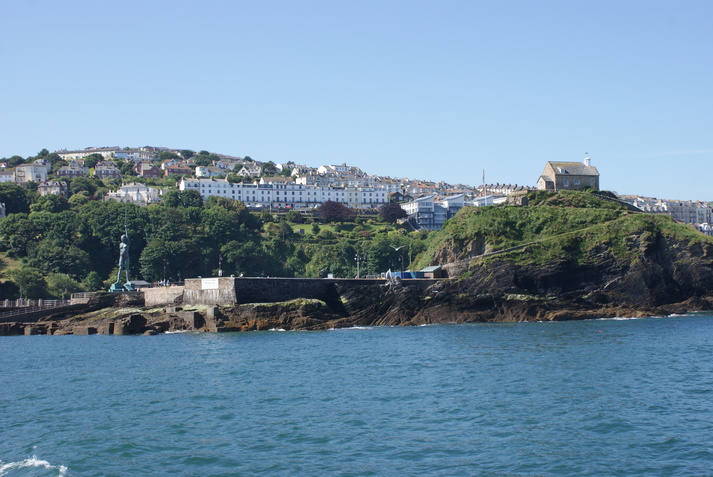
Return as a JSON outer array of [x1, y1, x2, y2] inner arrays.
[[1, 0, 711, 200]]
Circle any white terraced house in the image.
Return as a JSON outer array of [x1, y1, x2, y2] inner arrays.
[[179, 177, 392, 209]]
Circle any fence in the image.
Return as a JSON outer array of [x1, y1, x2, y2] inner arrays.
[[0, 299, 71, 308], [0, 299, 73, 322]]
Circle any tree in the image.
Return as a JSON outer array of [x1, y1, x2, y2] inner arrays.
[[316, 201, 356, 222], [158, 151, 180, 161], [46, 273, 83, 299], [180, 150, 195, 159], [70, 177, 99, 196], [82, 271, 104, 292], [52, 160, 69, 175], [0, 213, 36, 256], [285, 210, 303, 223], [68, 192, 91, 208], [201, 206, 245, 244], [45, 153, 63, 167], [378, 202, 407, 223], [37, 148, 49, 158], [259, 210, 274, 224], [8, 268, 48, 299], [24, 240, 92, 279], [139, 239, 190, 282], [261, 161, 278, 176], [221, 241, 280, 277], [193, 155, 212, 167], [83, 153, 103, 170], [0, 280, 20, 299], [30, 194, 69, 214], [7, 155, 25, 167], [0, 183, 31, 214], [163, 189, 203, 208]]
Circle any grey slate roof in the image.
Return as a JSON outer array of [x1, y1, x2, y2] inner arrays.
[[547, 161, 599, 176]]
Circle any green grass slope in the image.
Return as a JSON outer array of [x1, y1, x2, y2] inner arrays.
[[418, 190, 713, 269]]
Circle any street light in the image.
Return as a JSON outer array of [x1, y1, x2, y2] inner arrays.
[[354, 255, 365, 278]]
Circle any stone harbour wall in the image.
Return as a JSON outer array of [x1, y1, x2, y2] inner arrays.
[[153, 277, 441, 307], [142, 286, 185, 307]]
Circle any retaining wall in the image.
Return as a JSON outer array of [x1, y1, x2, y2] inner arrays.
[[181, 277, 440, 307], [143, 287, 185, 307]]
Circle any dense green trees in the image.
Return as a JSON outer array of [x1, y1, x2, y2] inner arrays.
[[378, 202, 407, 223], [0, 186, 434, 297], [316, 200, 356, 222], [82, 153, 104, 170], [0, 183, 33, 214]]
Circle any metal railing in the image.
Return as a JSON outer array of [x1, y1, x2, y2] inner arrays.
[[0, 299, 73, 321], [0, 299, 71, 308]]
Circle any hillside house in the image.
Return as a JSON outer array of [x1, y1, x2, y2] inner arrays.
[[237, 163, 262, 178], [164, 164, 192, 177], [15, 163, 48, 184], [104, 182, 162, 205], [133, 161, 162, 178], [56, 161, 89, 179], [94, 161, 122, 180], [401, 194, 465, 230], [0, 170, 15, 183], [195, 166, 224, 178], [38, 181, 69, 198], [537, 156, 599, 191]]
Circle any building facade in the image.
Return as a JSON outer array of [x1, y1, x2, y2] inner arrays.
[[537, 156, 599, 191], [180, 178, 391, 209], [15, 163, 48, 184], [401, 194, 465, 230], [94, 161, 122, 179]]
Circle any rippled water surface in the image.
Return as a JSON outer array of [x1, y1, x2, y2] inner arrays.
[[2, 315, 713, 476]]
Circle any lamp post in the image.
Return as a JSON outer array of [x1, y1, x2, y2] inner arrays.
[[354, 255, 364, 279]]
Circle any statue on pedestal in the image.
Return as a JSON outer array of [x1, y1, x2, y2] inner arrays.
[[109, 226, 135, 292]]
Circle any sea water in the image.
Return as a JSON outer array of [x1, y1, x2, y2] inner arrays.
[[1, 315, 713, 476]]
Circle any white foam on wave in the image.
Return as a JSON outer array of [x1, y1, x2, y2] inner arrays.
[[597, 316, 641, 321], [0, 455, 68, 476], [596, 315, 669, 321], [268, 328, 286, 331]]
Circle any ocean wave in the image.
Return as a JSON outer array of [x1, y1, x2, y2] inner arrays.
[[329, 326, 373, 331], [0, 456, 67, 476]]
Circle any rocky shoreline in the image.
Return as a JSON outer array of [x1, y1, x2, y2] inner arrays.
[[2, 272, 712, 337]]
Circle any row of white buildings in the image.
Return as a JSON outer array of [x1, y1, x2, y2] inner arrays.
[[619, 196, 713, 225], [179, 177, 504, 229], [179, 177, 394, 209]]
